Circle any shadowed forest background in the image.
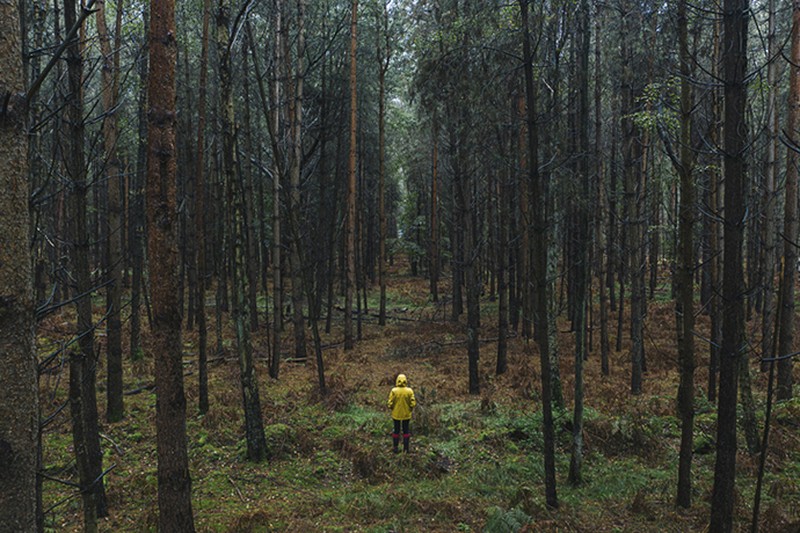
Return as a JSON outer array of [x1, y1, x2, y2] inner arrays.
[[1, 0, 800, 531]]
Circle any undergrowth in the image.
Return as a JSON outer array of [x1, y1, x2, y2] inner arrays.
[[37, 270, 800, 532]]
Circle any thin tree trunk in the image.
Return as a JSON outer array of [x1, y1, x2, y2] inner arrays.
[[130, 5, 148, 363], [595, 5, 610, 376], [195, 0, 211, 414], [710, 0, 748, 529], [568, 0, 590, 487], [520, 0, 557, 510], [97, 0, 124, 423], [517, 94, 532, 339], [378, 5, 389, 323], [430, 117, 439, 304], [674, 0, 696, 508], [218, 0, 268, 462], [708, 11, 724, 405], [453, 112, 480, 396], [270, 0, 284, 377], [621, 5, 643, 395], [290, 0, 307, 362], [496, 125, 509, 376], [65, 0, 107, 523], [240, 36, 259, 334], [344, 0, 358, 350], [762, 0, 779, 371]]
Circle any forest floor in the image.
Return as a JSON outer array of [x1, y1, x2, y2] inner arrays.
[[38, 258, 800, 532]]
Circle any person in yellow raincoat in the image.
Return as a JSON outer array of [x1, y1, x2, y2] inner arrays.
[[388, 373, 416, 453]]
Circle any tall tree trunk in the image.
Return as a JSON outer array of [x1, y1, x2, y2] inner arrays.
[[378, 4, 389, 324], [288, 0, 308, 362], [130, 5, 148, 363], [65, 0, 108, 524], [270, 0, 284, 378], [454, 116, 480, 396], [520, 0, 557, 510], [496, 125, 509, 376], [344, 0, 358, 350], [97, 0, 124, 423], [195, 0, 211, 415], [429, 117, 439, 304], [568, 0, 591, 486], [708, 12, 724, 405], [777, 1, 800, 402], [516, 94, 532, 339], [674, 0, 696, 508], [239, 38, 259, 334], [762, 0, 779, 370], [218, 0, 268, 462], [621, 4, 643, 395], [0, 2, 39, 528], [595, 5, 610, 376], [710, 0, 748, 529], [147, 0, 195, 525]]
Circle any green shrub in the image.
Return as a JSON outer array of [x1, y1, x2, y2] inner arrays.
[[484, 506, 531, 533], [264, 423, 297, 459]]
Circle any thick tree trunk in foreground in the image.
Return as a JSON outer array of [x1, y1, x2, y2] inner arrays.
[[710, 0, 748, 530], [0, 3, 38, 529], [147, 0, 195, 526]]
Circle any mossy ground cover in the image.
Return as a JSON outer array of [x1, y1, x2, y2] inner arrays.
[[38, 263, 800, 531]]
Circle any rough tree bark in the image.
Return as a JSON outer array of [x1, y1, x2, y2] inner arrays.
[[271, 0, 284, 377], [777, 0, 800, 402], [196, 0, 211, 414], [595, 5, 610, 376], [379, 3, 390, 325], [710, 0, 748, 529], [146, 0, 196, 525], [674, 0, 697, 508], [761, 0, 779, 370], [130, 5, 148, 363], [568, 0, 591, 486], [97, 0, 124, 423], [520, 0, 557, 510], [65, 0, 108, 525], [288, 0, 308, 363], [345, 0, 358, 350], [0, 3, 38, 529], [217, 0, 268, 463]]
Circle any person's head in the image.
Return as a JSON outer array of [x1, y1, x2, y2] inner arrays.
[[395, 374, 408, 387]]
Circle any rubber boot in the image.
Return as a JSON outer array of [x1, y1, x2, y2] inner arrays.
[[403, 433, 410, 453], [392, 433, 400, 453]]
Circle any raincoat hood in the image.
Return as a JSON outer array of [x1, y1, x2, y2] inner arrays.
[[396, 374, 408, 387]]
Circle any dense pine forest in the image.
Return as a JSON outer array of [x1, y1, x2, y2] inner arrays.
[[2, 0, 800, 531]]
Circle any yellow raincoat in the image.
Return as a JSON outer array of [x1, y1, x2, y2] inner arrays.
[[388, 374, 416, 420]]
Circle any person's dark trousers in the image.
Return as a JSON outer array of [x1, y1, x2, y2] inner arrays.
[[393, 419, 410, 453]]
